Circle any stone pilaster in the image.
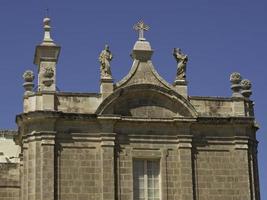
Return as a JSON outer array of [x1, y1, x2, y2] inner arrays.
[[40, 131, 56, 200], [27, 137, 38, 200], [117, 146, 132, 200], [99, 117, 117, 200], [21, 132, 48, 200], [21, 142, 28, 200], [19, 153, 23, 200], [100, 133, 116, 200], [177, 135, 195, 200], [19, 129, 57, 200], [233, 137, 253, 200], [248, 139, 260, 200], [160, 149, 168, 200]]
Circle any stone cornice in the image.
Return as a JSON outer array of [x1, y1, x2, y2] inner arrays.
[[22, 131, 56, 145], [196, 116, 255, 125], [189, 96, 252, 102], [23, 91, 101, 99], [16, 111, 257, 127], [16, 111, 97, 124]]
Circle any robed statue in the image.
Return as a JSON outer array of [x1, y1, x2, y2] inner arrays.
[[99, 45, 113, 79], [173, 48, 188, 81]]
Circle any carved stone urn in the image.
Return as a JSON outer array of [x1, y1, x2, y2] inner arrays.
[[23, 70, 35, 95], [42, 66, 54, 87], [230, 72, 242, 97], [23, 70, 35, 82], [43, 66, 54, 78], [240, 79, 252, 98]]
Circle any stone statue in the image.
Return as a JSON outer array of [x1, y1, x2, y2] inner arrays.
[[99, 45, 113, 79], [173, 48, 188, 81]]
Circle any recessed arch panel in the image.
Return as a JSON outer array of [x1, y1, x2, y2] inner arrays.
[[96, 84, 197, 119]]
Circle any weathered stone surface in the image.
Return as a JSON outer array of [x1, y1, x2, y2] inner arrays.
[[11, 18, 261, 200], [0, 163, 20, 200]]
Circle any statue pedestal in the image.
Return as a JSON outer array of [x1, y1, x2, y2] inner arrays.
[[173, 79, 188, 98], [100, 78, 114, 99]]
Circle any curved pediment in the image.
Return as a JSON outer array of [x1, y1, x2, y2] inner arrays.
[[96, 84, 197, 119]]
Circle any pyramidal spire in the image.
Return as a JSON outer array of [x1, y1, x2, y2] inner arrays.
[[41, 17, 56, 46], [34, 16, 61, 92]]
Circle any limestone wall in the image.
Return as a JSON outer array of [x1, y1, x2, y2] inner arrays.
[[190, 96, 254, 118], [23, 92, 101, 113], [116, 139, 257, 200], [16, 113, 258, 200], [195, 148, 251, 200], [56, 93, 101, 113], [0, 131, 20, 200], [58, 147, 102, 200], [0, 131, 20, 163], [23, 92, 255, 118], [0, 163, 20, 200]]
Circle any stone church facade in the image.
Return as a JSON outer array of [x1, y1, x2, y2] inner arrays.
[[0, 18, 261, 200]]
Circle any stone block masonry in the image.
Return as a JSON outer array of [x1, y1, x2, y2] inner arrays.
[[14, 17, 261, 200], [0, 163, 20, 200]]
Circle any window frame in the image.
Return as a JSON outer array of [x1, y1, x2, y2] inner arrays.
[[133, 158, 161, 200]]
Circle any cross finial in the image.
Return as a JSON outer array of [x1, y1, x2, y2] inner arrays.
[[133, 20, 149, 41]]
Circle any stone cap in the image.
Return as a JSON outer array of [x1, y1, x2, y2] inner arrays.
[[131, 40, 153, 61], [33, 17, 61, 65]]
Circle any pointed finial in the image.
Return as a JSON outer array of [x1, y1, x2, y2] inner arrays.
[[41, 16, 55, 45], [133, 20, 149, 41]]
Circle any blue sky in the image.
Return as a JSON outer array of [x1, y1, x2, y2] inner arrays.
[[0, 0, 266, 198]]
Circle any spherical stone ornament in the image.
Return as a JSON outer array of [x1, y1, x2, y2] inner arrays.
[[241, 79, 252, 90], [43, 17, 51, 26], [23, 70, 35, 82], [230, 72, 242, 84]]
